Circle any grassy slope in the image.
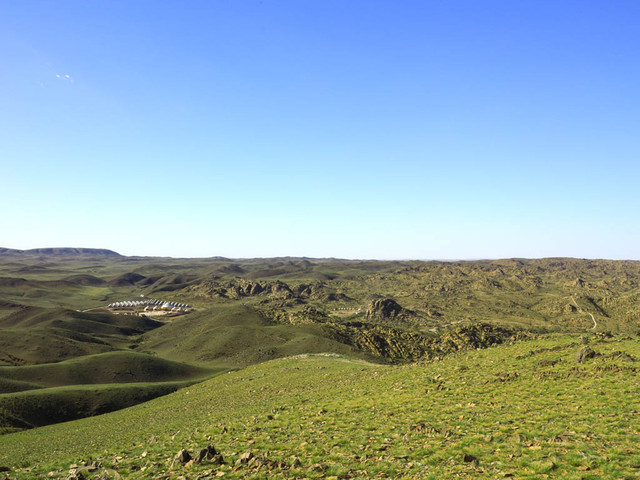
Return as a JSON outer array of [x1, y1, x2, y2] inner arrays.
[[0, 382, 189, 431], [0, 351, 213, 389], [0, 335, 638, 479], [140, 303, 373, 368], [0, 309, 163, 365], [0, 352, 220, 431]]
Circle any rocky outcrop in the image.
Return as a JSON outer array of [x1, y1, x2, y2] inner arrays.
[[327, 321, 431, 360], [259, 305, 329, 325], [366, 298, 405, 321], [194, 445, 224, 465], [325, 321, 525, 362], [188, 279, 295, 300], [172, 448, 192, 466], [438, 324, 520, 352]]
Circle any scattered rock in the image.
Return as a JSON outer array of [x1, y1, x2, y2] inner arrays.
[[606, 351, 636, 362], [195, 445, 224, 465], [576, 346, 596, 363], [65, 469, 85, 480], [310, 463, 329, 472], [92, 469, 122, 480], [236, 452, 254, 465], [462, 453, 478, 463], [173, 448, 192, 466]]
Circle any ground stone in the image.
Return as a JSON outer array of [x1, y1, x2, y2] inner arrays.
[[236, 452, 253, 465], [195, 445, 221, 464], [576, 346, 596, 363], [173, 448, 192, 466]]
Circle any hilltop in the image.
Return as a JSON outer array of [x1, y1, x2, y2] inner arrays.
[[0, 248, 121, 257]]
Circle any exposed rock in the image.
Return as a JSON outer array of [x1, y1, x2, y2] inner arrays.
[[271, 281, 294, 299], [194, 445, 224, 465], [188, 278, 294, 300], [576, 346, 596, 363], [606, 351, 636, 362], [564, 304, 578, 314], [237, 452, 254, 465], [173, 448, 192, 466], [92, 471, 122, 480], [366, 298, 404, 320], [439, 324, 519, 353], [462, 453, 478, 463], [65, 469, 85, 480]]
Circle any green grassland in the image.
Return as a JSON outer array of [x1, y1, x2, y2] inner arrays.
[[0, 308, 163, 365], [1, 249, 640, 475], [0, 351, 213, 388], [0, 351, 219, 431], [139, 303, 374, 368], [0, 334, 638, 479]]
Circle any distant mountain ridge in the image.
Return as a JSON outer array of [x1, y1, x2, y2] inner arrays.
[[0, 248, 121, 257]]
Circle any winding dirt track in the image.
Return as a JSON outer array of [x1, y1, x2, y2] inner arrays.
[[571, 296, 597, 330]]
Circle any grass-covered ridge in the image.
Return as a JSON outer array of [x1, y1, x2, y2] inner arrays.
[[0, 351, 214, 389], [1, 334, 638, 479], [0, 352, 219, 431]]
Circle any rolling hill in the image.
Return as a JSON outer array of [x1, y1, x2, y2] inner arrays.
[[0, 351, 218, 431], [0, 334, 638, 479], [1, 251, 640, 439]]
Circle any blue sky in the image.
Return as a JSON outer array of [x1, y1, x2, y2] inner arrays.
[[1, 1, 639, 259]]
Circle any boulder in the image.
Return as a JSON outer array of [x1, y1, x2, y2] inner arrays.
[[237, 452, 254, 465], [194, 445, 224, 465], [173, 448, 192, 465], [462, 453, 478, 464], [65, 470, 85, 480], [576, 346, 596, 363]]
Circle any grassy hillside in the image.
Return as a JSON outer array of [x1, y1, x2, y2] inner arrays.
[[140, 303, 374, 368], [1, 252, 640, 436], [0, 351, 213, 389], [0, 382, 189, 432], [0, 352, 219, 431], [0, 334, 638, 479], [0, 309, 163, 365]]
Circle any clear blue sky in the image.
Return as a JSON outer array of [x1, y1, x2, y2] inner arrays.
[[1, 1, 639, 259]]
